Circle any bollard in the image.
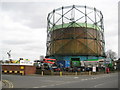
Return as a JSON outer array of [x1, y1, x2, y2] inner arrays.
[[51, 70, 53, 75], [20, 71, 24, 75], [20, 66, 25, 75], [75, 72, 77, 75], [41, 71, 44, 76], [22, 71, 24, 75], [89, 71, 91, 75], [60, 71, 62, 76]]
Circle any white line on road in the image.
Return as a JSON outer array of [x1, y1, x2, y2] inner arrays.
[[55, 84, 61, 85], [81, 79, 88, 81], [94, 83, 104, 88], [41, 86, 47, 87], [74, 77, 79, 79], [81, 79, 85, 81], [49, 84, 55, 86], [2, 80, 13, 88], [33, 87, 39, 88]]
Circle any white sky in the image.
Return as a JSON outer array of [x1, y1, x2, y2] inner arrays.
[[0, 0, 119, 61]]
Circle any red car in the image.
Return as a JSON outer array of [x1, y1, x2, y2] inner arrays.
[[43, 58, 56, 64]]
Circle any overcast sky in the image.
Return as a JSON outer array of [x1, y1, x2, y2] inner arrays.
[[0, 0, 119, 61]]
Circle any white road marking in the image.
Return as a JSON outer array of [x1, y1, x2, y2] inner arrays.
[[41, 86, 47, 87], [55, 84, 61, 85], [2, 80, 14, 88], [81, 79, 85, 81], [49, 84, 55, 86], [94, 83, 104, 87], [74, 77, 79, 79], [33, 87, 39, 88], [81, 79, 88, 81]]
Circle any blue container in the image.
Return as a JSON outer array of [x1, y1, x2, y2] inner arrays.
[[65, 60, 70, 68], [57, 60, 70, 68]]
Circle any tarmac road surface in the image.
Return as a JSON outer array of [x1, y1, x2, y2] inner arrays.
[[2, 72, 118, 88]]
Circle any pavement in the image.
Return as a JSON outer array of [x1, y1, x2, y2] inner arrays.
[[2, 72, 118, 88], [0, 81, 2, 89]]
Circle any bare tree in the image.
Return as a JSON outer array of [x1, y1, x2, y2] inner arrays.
[[0, 60, 4, 64], [106, 50, 117, 61]]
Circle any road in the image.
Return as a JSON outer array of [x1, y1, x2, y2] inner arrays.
[[2, 72, 118, 88]]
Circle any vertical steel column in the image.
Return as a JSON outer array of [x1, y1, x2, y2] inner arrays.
[[53, 9, 55, 55], [72, 5, 76, 55], [85, 6, 88, 59], [46, 14, 50, 56], [100, 11, 105, 57], [94, 8, 97, 57], [62, 7, 64, 28], [62, 6, 64, 56], [94, 8, 99, 58]]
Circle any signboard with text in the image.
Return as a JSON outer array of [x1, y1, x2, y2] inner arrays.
[[92, 66, 96, 72], [20, 60, 34, 66]]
